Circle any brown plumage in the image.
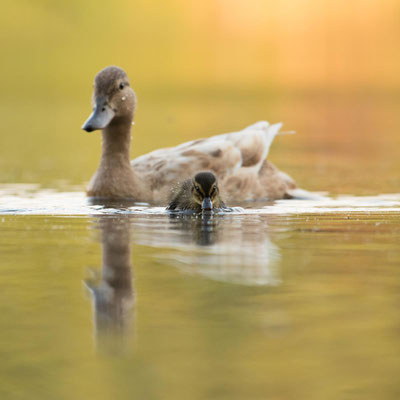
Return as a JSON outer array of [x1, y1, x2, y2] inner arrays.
[[167, 171, 226, 212], [82, 66, 298, 203]]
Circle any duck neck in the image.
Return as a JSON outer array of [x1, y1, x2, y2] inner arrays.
[[100, 119, 132, 169]]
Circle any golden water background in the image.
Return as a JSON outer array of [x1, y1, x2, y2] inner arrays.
[[0, 2, 400, 400], [0, 0, 399, 194]]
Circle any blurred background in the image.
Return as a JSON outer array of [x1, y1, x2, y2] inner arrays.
[[1, 3, 400, 400], [0, 0, 399, 194]]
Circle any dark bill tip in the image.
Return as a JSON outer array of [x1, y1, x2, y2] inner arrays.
[[82, 123, 94, 132]]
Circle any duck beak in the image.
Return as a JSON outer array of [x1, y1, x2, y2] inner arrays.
[[202, 197, 212, 211], [82, 97, 115, 132]]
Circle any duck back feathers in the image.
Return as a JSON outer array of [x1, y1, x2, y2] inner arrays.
[[132, 121, 296, 202]]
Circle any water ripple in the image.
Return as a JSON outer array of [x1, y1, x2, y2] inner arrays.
[[0, 185, 400, 215]]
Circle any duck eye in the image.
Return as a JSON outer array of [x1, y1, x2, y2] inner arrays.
[[119, 83, 125, 90], [194, 186, 201, 194]]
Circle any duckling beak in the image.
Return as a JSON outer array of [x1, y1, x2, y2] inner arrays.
[[201, 197, 212, 211], [82, 97, 115, 132]]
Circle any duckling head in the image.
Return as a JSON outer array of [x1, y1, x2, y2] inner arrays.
[[192, 172, 221, 211], [82, 66, 137, 132]]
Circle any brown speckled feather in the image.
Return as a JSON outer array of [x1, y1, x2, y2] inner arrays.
[[132, 121, 296, 202]]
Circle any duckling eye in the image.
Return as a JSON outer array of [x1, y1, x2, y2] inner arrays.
[[119, 83, 125, 90], [194, 186, 201, 194]]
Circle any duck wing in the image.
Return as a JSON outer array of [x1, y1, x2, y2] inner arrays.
[[131, 121, 292, 201]]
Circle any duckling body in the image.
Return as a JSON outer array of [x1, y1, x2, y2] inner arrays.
[[167, 172, 225, 212], [82, 66, 298, 203]]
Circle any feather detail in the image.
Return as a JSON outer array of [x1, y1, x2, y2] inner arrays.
[[131, 121, 296, 202]]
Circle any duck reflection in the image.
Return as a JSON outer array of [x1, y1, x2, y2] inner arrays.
[[84, 216, 134, 355], [84, 210, 281, 355]]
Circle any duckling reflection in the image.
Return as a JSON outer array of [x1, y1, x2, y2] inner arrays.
[[168, 212, 219, 246], [84, 216, 134, 355], [133, 213, 281, 286]]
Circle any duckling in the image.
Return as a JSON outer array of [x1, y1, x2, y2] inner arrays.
[[167, 171, 226, 212], [82, 66, 299, 203]]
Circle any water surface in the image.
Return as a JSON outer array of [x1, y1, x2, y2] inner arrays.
[[1, 188, 400, 399]]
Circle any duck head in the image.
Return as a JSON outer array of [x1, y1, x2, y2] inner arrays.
[[82, 66, 137, 132], [192, 172, 221, 211]]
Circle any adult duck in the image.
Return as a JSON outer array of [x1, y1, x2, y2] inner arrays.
[[82, 66, 298, 203]]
